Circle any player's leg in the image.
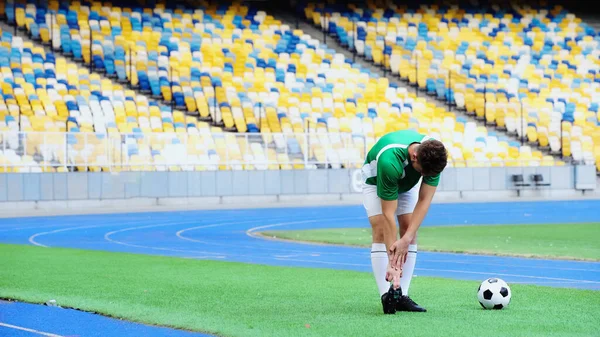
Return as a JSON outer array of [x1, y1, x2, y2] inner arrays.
[[362, 184, 390, 297], [395, 213, 425, 312], [397, 213, 418, 296], [394, 181, 427, 312], [362, 184, 401, 314]]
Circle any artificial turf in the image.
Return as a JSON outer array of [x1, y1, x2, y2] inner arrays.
[[1, 244, 598, 337], [262, 223, 600, 261]]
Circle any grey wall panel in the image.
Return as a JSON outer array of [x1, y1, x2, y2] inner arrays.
[[456, 168, 474, 191], [550, 166, 572, 189], [40, 173, 54, 200], [279, 170, 295, 194], [293, 170, 308, 194], [489, 168, 507, 190], [187, 172, 203, 197], [216, 171, 233, 196], [0, 165, 592, 203], [200, 171, 216, 196], [264, 170, 281, 195], [87, 172, 103, 199], [53, 173, 68, 200], [472, 168, 491, 191], [232, 171, 250, 196], [124, 172, 141, 199], [0, 175, 7, 201], [436, 171, 445, 192], [575, 165, 596, 190], [67, 173, 88, 200], [168, 171, 188, 197], [340, 169, 352, 194], [23, 173, 40, 201], [7, 174, 24, 201], [140, 172, 168, 198], [138, 172, 151, 198], [101, 173, 125, 199], [247, 170, 265, 195], [327, 169, 350, 194], [307, 170, 328, 194], [440, 168, 457, 191], [349, 169, 362, 193], [535, 166, 551, 179]]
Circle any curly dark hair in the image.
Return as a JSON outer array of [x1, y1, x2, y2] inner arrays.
[[417, 139, 448, 176]]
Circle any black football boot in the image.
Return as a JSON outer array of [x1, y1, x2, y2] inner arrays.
[[396, 295, 427, 312], [380, 285, 402, 314]]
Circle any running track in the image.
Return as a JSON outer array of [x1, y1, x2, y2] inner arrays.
[[1, 200, 599, 336]]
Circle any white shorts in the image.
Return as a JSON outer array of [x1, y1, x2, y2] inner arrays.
[[362, 180, 421, 218]]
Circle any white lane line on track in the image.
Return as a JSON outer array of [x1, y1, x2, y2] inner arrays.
[[416, 267, 600, 284], [177, 217, 366, 257], [27, 219, 165, 247], [182, 256, 227, 259], [245, 221, 328, 234], [274, 254, 321, 258], [103, 218, 287, 256], [27, 217, 215, 247], [0, 215, 147, 232], [0, 214, 143, 228], [273, 257, 600, 284], [29, 214, 249, 248], [274, 257, 369, 267], [508, 281, 600, 285], [0, 322, 64, 337], [275, 253, 600, 274], [417, 257, 600, 273], [0, 223, 96, 233]]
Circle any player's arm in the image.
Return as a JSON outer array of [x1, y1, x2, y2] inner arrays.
[[403, 182, 437, 244], [381, 198, 400, 288], [381, 199, 398, 253], [391, 181, 437, 268]]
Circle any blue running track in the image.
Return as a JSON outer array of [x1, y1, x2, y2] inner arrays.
[[1, 200, 599, 336], [0, 301, 211, 337]]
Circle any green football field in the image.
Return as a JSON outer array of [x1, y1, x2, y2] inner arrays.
[[262, 223, 600, 261], [1, 244, 599, 337]]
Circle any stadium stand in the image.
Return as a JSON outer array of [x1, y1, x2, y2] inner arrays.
[[0, 0, 576, 172], [0, 26, 246, 172], [297, 1, 600, 172]]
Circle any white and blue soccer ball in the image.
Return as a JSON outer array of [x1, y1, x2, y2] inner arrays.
[[477, 278, 511, 310]]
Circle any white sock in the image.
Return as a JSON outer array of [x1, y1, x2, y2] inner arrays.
[[370, 243, 389, 296], [400, 244, 417, 296]]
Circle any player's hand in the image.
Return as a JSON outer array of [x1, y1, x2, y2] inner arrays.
[[390, 237, 410, 270], [385, 263, 401, 290]]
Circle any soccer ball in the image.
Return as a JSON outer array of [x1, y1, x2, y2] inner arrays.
[[477, 278, 511, 310]]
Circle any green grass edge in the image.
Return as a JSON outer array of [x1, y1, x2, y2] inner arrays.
[[258, 223, 600, 262]]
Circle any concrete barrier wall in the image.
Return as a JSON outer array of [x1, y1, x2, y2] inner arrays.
[[0, 165, 596, 202]]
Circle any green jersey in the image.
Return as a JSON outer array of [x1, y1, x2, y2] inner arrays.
[[361, 130, 441, 201]]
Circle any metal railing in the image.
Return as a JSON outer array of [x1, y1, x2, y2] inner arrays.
[[0, 131, 368, 171], [0, 131, 569, 172]]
